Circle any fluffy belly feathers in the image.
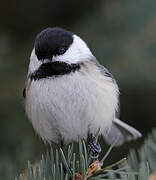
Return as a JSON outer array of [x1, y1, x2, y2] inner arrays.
[[26, 64, 118, 144]]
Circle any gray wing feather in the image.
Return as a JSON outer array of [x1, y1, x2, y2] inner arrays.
[[91, 56, 115, 79], [103, 118, 142, 146], [91, 56, 120, 116], [91, 57, 142, 146]]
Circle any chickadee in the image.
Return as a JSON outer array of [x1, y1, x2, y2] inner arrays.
[[23, 27, 141, 157]]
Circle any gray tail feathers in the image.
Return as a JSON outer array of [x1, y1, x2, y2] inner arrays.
[[103, 118, 142, 146]]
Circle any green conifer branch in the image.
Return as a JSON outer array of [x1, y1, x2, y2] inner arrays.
[[16, 129, 156, 180]]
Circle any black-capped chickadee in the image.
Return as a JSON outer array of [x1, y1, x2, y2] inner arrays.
[[23, 27, 141, 158]]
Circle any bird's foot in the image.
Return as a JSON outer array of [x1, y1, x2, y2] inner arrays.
[[88, 134, 101, 159]]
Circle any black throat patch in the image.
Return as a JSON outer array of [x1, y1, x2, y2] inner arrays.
[[30, 61, 81, 81]]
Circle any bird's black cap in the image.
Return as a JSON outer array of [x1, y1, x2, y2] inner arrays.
[[35, 27, 74, 60]]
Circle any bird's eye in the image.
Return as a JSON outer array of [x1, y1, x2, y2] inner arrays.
[[57, 47, 66, 55]]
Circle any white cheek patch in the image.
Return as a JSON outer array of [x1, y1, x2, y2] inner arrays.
[[28, 48, 42, 75], [53, 35, 93, 64]]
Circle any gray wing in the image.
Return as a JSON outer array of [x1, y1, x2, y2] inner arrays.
[[91, 56, 120, 116], [91, 56, 115, 80], [91, 57, 142, 145], [103, 118, 142, 146]]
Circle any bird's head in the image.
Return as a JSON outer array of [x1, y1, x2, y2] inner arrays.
[[28, 27, 93, 75]]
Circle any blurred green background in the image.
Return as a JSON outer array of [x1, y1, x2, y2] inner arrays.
[[0, 0, 156, 179]]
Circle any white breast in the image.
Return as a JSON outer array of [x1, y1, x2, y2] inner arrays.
[[25, 62, 119, 144]]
